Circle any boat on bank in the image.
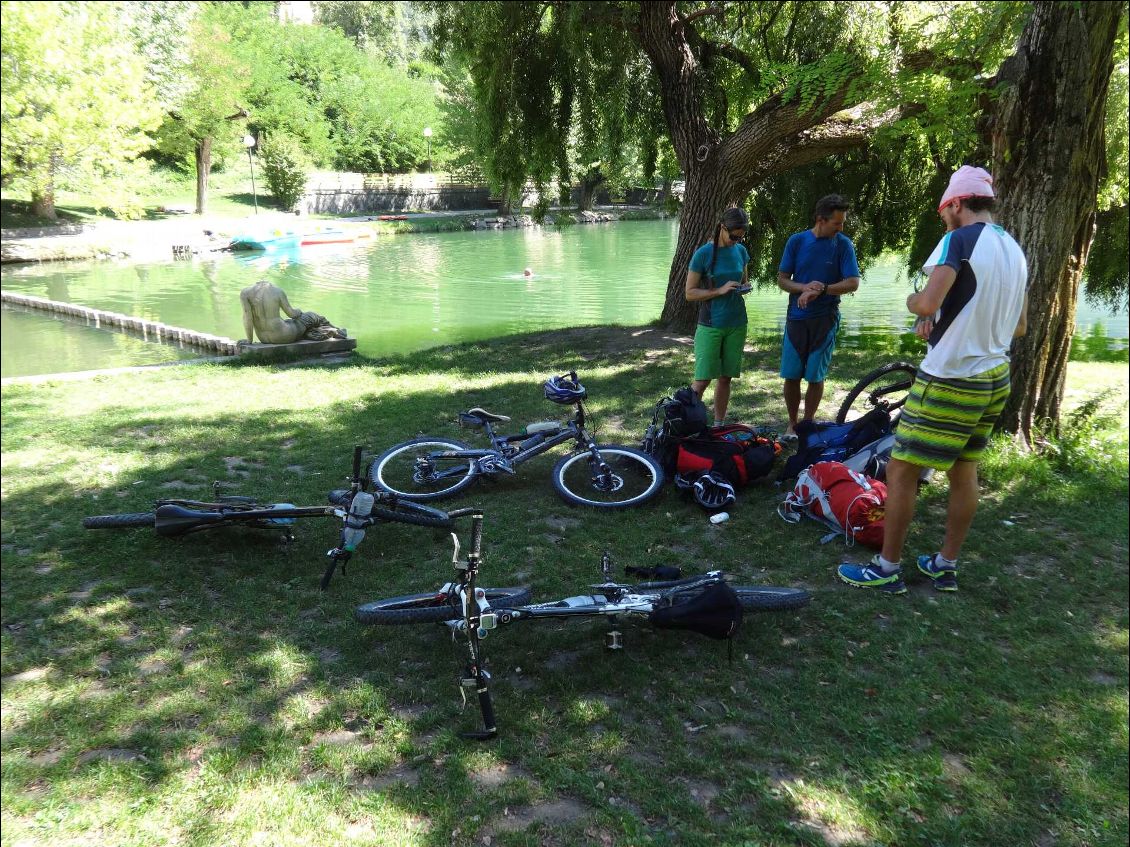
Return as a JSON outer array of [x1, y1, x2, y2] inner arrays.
[[230, 222, 373, 251]]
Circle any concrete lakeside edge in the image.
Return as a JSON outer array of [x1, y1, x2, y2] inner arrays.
[[0, 206, 670, 265]]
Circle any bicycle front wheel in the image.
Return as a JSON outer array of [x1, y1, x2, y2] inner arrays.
[[369, 438, 477, 501], [551, 445, 664, 508], [355, 586, 533, 626], [82, 512, 156, 530], [836, 362, 918, 423]]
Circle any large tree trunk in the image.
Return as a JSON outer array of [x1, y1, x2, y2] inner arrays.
[[194, 137, 212, 215], [31, 155, 58, 221], [577, 171, 604, 212], [31, 190, 56, 221], [987, 1, 1121, 441]]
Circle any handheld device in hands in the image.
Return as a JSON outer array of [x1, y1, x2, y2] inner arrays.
[[734, 284, 752, 295]]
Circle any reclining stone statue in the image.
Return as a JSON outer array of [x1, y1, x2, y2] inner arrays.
[[239, 280, 347, 344]]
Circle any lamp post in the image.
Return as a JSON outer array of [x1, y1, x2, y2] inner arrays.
[[423, 127, 432, 171], [243, 134, 258, 215]]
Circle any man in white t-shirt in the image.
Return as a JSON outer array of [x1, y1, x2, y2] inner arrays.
[[839, 166, 1029, 594]]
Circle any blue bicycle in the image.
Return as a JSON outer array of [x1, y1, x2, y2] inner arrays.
[[369, 372, 665, 509]]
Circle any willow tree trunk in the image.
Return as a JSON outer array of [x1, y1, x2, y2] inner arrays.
[[194, 137, 213, 215], [987, 1, 1121, 441]]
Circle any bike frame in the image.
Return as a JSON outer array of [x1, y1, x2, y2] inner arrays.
[[423, 404, 602, 482], [435, 512, 732, 738]]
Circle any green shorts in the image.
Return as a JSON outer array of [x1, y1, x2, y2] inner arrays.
[[694, 324, 747, 380], [892, 363, 1011, 471]]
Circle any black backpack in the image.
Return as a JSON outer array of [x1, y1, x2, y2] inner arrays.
[[641, 388, 709, 469]]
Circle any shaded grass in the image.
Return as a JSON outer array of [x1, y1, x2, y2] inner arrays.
[[1, 327, 1127, 847]]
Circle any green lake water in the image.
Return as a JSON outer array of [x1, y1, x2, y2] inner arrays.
[[2, 219, 1126, 378]]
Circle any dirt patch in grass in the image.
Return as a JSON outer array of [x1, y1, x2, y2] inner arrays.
[[483, 797, 591, 836]]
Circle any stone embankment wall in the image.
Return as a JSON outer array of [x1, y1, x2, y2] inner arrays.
[[1, 292, 240, 354]]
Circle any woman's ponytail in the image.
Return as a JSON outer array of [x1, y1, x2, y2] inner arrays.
[[708, 223, 722, 280]]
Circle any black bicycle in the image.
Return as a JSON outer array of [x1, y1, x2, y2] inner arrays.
[[836, 361, 918, 424], [82, 447, 452, 588], [369, 371, 664, 509], [355, 510, 811, 738]]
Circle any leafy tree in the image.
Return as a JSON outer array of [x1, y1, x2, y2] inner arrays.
[[1083, 18, 1129, 312], [259, 133, 310, 210], [313, 1, 432, 64], [0, 1, 162, 219], [154, 4, 251, 213], [431, 1, 1029, 329], [984, 1, 1126, 439]]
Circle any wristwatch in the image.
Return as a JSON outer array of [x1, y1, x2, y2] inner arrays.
[[819, 282, 829, 294]]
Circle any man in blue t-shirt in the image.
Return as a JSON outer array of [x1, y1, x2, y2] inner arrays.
[[776, 194, 861, 437]]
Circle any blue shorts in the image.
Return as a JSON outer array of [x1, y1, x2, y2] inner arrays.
[[780, 313, 840, 383]]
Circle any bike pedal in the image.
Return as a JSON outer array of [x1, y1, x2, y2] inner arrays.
[[606, 630, 623, 650]]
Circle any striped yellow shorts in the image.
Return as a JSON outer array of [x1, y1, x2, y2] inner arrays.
[[892, 363, 1011, 470]]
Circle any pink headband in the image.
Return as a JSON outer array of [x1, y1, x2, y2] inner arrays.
[[938, 165, 994, 211]]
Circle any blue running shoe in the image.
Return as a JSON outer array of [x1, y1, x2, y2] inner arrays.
[[837, 556, 907, 594], [917, 554, 958, 592]]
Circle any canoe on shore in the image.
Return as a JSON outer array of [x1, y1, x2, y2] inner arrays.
[[230, 224, 373, 251]]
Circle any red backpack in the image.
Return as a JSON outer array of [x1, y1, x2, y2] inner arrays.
[[674, 425, 781, 487], [778, 461, 887, 548]]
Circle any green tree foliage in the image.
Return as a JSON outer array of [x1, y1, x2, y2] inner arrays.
[[1085, 16, 1129, 311], [153, 3, 251, 212], [214, 3, 442, 173], [259, 133, 310, 211], [430, 2, 1031, 327], [0, 1, 162, 219], [313, 0, 432, 65]]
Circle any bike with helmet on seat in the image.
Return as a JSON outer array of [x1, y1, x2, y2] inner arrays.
[[369, 371, 665, 509]]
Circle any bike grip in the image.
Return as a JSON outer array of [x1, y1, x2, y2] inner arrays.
[[470, 514, 484, 556], [478, 686, 497, 737], [351, 446, 363, 482], [320, 558, 337, 590]]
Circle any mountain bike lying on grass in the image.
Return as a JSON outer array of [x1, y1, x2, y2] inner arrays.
[[369, 371, 664, 509], [354, 509, 811, 739], [82, 447, 452, 588]]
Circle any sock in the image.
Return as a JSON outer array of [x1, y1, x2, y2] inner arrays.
[[874, 554, 901, 575], [936, 553, 957, 568], [714, 419, 725, 427]]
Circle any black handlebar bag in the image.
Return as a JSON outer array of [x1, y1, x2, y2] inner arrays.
[[648, 582, 743, 640]]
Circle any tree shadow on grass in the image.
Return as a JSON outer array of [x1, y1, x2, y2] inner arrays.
[[1, 330, 1126, 846]]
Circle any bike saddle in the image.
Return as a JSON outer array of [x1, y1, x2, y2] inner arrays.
[[459, 408, 511, 426]]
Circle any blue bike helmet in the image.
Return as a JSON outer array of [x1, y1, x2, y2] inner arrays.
[[544, 372, 587, 404]]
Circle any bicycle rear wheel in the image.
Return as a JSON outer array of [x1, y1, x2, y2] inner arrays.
[[369, 438, 477, 501], [551, 445, 664, 508], [730, 586, 812, 612], [836, 362, 918, 423], [355, 586, 533, 626], [82, 512, 156, 530]]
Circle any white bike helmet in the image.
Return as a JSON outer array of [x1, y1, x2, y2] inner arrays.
[[692, 472, 736, 511], [544, 372, 587, 404]]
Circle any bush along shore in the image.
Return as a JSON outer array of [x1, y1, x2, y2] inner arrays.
[[1, 325, 1127, 847]]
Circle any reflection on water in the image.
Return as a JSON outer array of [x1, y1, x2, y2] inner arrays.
[[2, 219, 1127, 378]]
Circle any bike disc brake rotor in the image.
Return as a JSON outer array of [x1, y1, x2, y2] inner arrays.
[[591, 465, 624, 492], [412, 458, 436, 484]]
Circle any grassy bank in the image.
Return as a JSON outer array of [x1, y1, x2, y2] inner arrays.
[[2, 327, 1127, 847]]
